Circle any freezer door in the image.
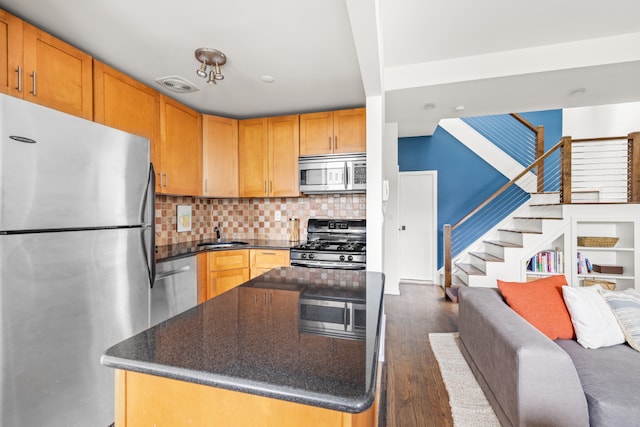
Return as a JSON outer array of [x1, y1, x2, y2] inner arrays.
[[0, 94, 150, 231], [0, 228, 151, 427]]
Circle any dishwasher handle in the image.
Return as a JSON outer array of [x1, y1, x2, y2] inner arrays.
[[155, 265, 191, 281]]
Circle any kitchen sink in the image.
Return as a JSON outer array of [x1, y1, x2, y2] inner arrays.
[[197, 241, 249, 248]]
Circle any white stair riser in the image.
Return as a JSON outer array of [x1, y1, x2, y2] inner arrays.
[[513, 218, 542, 232], [530, 192, 560, 205]]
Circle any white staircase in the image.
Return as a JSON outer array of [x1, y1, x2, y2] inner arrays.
[[452, 192, 569, 288]]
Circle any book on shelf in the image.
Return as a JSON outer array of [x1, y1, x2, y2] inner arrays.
[[527, 249, 564, 274], [576, 252, 593, 274]]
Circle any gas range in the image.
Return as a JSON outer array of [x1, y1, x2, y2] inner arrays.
[[290, 219, 366, 270]]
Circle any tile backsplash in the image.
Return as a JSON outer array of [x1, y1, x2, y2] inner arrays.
[[155, 194, 366, 246]]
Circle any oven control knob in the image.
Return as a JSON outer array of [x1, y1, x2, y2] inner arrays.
[[309, 253, 315, 259], [339, 255, 345, 261], [301, 253, 307, 259], [347, 255, 353, 261]]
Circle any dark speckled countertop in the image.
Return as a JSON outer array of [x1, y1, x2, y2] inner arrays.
[[101, 266, 385, 413], [155, 238, 299, 263]]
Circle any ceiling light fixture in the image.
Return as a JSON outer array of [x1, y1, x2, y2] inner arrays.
[[195, 48, 227, 85], [423, 103, 436, 110], [453, 105, 465, 113]]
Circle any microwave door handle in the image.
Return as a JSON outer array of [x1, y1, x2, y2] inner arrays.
[[344, 162, 349, 190]]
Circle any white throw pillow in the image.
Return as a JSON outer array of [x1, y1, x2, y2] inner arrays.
[[562, 285, 625, 349]]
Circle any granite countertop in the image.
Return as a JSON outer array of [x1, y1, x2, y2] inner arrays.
[[101, 266, 385, 413], [155, 238, 299, 262]]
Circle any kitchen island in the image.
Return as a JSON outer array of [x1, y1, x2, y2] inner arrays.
[[101, 266, 385, 426]]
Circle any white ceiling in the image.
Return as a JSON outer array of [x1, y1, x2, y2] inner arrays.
[[2, 0, 640, 137]]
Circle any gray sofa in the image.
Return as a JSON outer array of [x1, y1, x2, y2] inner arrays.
[[458, 287, 640, 427]]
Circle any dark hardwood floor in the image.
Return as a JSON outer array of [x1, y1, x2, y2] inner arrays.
[[383, 283, 459, 427]]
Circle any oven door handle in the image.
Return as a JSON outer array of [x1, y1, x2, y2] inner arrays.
[[290, 260, 365, 270]]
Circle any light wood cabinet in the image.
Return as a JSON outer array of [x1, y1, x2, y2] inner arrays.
[[115, 369, 377, 427], [0, 10, 23, 98], [93, 60, 160, 170], [207, 249, 249, 299], [239, 115, 299, 197], [250, 249, 290, 279], [0, 11, 93, 119], [300, 108, 366, 156], [202, 114, 239, 197], [22, 23, 93, 119], [158, 94, 202, 196]]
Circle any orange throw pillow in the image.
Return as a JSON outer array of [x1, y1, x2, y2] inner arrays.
[[497, 275, 575, 340]]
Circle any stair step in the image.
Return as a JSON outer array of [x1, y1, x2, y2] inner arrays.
[[529, 202, 562, 207], [498, 228, 543, 234], [455, 263, 485, 276], [469, 252, 503, 262], [483, 240, 522, 249], [530, 191, 560, 195]]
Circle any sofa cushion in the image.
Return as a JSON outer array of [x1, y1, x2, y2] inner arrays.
[[599, 288, 640, 352], [497, 275, 574, 340], [556, 339, 640, 427], [562, 285, 625, 349]]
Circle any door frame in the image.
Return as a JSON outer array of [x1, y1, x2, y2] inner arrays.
[[397, 171, 438, 284]]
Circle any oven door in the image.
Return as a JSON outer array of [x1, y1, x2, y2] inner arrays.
[[299, 298, 366, 340]]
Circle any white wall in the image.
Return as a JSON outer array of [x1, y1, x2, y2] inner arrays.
[[563, 101, 640, 137], [366, 95, 384, 273], [382, 123, 400, 295]]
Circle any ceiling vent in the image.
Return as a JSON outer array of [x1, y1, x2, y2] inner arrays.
[[154, 75, 199, 93]]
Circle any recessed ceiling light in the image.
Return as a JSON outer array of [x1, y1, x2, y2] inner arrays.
[[423, 103, 436, 110], [570, 88, 586, 97], [453, 105, 465, 113], [261, 75, 275, 83]]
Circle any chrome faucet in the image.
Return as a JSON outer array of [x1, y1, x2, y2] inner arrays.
[[215, 223, 222, 242]]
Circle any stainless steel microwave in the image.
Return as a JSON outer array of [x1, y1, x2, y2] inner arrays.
[[299, 154, 366, 194]]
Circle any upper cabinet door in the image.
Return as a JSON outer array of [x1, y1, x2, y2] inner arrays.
[[203, 115, 239, 198], [333, 108, 366, 154], [299, 111, 333, 156], [0, 10, 23, 98], [239, 118, 269, 197], [159, 95, 202, 196], [269, 114, 299, 197], [22, 23, 93, 120], [93, 60, 160, 173], [300, 108, 366, 156]]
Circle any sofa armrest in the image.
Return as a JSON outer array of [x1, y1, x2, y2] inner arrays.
[[458, 287, 589, 427]]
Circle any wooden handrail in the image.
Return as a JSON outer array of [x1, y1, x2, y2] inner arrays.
[[451, 138, 565, 232], [510, 113, 537, 133]]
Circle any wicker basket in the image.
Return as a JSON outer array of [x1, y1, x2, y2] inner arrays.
[[582, 278, 617, 290], [577, 236, 619, 247]]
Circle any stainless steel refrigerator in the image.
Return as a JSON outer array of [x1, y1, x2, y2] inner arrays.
[[0, 94, 153, 426]]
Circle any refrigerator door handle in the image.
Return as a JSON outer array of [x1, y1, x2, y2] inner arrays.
[[142, 163, 156, 288]]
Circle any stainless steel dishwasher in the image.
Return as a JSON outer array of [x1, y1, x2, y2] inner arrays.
[[151, 256, 198, 326]]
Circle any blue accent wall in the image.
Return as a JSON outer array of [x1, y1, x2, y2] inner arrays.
[[398, 109, 562, 268]]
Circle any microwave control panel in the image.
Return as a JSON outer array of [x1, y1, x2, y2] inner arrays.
[[353, 162, 366, 184]]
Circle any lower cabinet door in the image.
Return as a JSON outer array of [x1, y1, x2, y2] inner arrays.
[[209, 268, 249, 299]]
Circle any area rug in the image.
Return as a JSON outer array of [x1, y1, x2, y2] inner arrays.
[[429, 332, 500, 427]]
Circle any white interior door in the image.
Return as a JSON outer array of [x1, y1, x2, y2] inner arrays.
[[398, 171, 437, 282]]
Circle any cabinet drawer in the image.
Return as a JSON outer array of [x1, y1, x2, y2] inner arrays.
[[250, 249, 290, 269], [209, 249, 249, 271]]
